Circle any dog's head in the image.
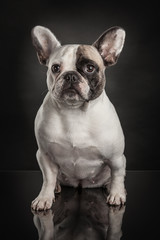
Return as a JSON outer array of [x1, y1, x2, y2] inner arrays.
[[31, 26, 125, 107]]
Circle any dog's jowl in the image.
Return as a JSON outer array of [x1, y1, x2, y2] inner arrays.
[[31, 26, 126, 210]]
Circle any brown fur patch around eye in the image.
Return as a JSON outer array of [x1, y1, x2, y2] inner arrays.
[[76, 45, 106, 100], [76, 45, 104, 69]]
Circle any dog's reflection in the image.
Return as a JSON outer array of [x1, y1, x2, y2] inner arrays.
[[32, 187, 125, 240]]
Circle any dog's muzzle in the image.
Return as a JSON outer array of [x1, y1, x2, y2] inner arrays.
[[58, 71, 89, 102]]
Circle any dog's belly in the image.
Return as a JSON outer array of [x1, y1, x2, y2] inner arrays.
[[48, 142, 111, 188]]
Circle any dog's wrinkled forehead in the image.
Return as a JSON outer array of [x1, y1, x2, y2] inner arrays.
[[49, 45, 78, 70], [49, 44, 104, 70]]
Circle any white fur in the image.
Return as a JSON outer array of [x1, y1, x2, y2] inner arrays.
[[31, 90, 126, 210]]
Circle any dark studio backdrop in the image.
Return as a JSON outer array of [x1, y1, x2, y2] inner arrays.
[[1, 0, 159, 170]]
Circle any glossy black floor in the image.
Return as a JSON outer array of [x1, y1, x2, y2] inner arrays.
[[1, 171, 159, 239]]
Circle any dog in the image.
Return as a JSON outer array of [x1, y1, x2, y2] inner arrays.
[[32, 188, 126, 239], [31, 25, 126, 211]]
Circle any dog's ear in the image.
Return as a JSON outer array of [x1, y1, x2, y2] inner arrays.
[[31, 26, 61, 65], [93, 27, 125, 66]]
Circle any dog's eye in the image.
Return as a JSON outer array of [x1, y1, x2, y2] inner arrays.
[[85, 64, 95, 73], [51, 64, 60, 73]]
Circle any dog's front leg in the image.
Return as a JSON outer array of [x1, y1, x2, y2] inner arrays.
[[31, 150, 58, 211], [107, 155, 126, 205]]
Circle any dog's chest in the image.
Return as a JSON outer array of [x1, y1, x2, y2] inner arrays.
[[46, 111, 108, 179], [50, 142, 105, 179]]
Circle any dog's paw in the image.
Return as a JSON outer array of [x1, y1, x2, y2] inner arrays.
[[107, 191, 126, 206], [31, 195, 55, 211]]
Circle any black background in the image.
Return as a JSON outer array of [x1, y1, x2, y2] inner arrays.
[[1, 0, 159, 170]]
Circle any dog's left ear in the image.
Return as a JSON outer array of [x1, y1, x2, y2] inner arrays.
[[31, 26, 61, 65], [93, 27, 125, 66]]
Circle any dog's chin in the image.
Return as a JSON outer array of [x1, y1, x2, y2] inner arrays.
[[52, 88, 86, 108], [62, 89, 84, 103]]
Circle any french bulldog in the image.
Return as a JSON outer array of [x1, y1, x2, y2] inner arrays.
[[31, 25, 126, 211]]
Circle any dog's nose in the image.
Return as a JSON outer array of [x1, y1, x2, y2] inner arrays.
[[64, 71, 79, 84]]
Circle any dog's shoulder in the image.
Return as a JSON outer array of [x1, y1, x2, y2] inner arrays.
[[34, 93, 60, 136]]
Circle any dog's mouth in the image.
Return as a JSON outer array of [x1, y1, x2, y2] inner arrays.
[[62, 86, 79, 96]]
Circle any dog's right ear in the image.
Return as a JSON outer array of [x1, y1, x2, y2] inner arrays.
[[31, 26, 61, 65]]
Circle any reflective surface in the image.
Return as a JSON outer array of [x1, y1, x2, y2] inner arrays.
[[1, 171, 160, 239]]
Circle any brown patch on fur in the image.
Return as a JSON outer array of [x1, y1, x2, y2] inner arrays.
[[76, 45, 104, 69], [76, 45, 106, 100]]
